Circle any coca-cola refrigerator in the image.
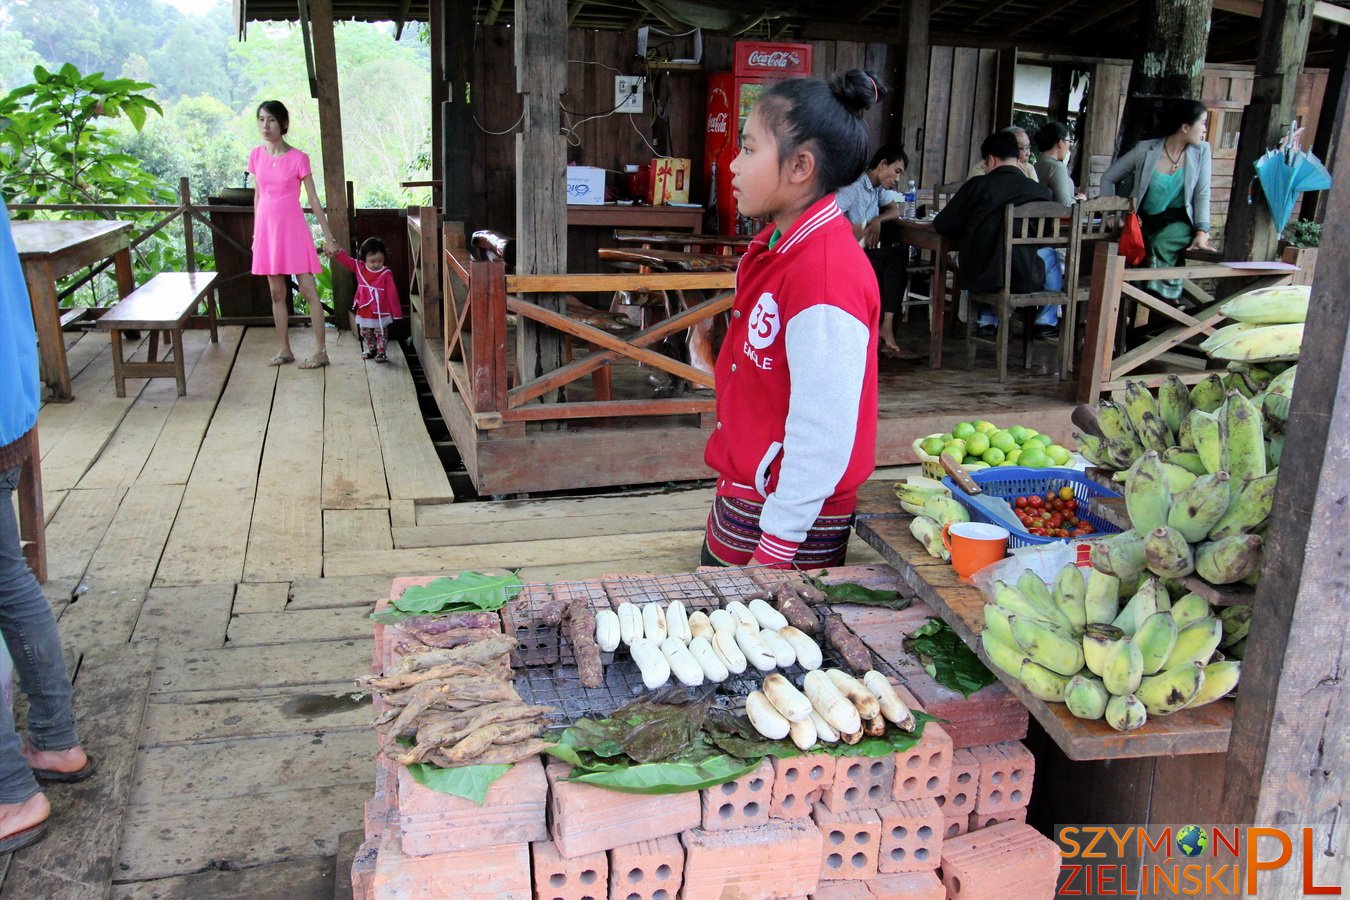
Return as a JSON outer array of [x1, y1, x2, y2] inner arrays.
[[703, 41, 814, 235]]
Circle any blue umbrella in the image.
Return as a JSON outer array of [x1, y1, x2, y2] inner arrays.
[[1255, 138, 1331, 232]]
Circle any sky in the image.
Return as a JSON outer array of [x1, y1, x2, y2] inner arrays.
[[161, 0, 220, 15]]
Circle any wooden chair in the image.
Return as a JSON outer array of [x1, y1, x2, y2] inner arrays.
[[901, 180, 966, 326], [966, 201, 1076, 382], [1062, 196, 1133, 377]]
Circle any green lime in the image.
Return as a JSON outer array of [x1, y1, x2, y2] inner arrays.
[[965, 432, 991, 456], [982, 447, 1006, 466], [939, 433, 954, 442], [1008, 425, 1029, 444], [990, 430, 1017, 454], [1019, 447, 1049, 468], [966, 461, 990, 471], [952, 422, 976, 440], [963, 454, 982, 466], [940, 450, 964, 471], [1024, 435, 1050, 450], [921, 436, 946, 457], [1006, 449, 1022, 465], [943, 439, 967, 458], [973, 420, 997, 434], [1046, 444, 1072, 466]]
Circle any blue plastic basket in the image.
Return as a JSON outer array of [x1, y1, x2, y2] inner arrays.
[[941, 466, 1123, 549]]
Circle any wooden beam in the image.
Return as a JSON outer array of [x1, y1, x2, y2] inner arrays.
[[393, 0, 413, 39], [484, 0, 506, 26], [1307, 23, 1350, 220], [895, 0, 931, 183], [568, 1, 587, 25], [308, 0, 352, 309], [1216, 0, 1350, 23], [968, 0, 1022, 28], [1223, 0, 1317, 262], [1216, 133, 1350, 893], [995, 47, 1017, 129], [852, 0, 894, 23], [443, 0, 474, 222], [1010, 0, 1084, 38], [1068, 3, 1130, 34]]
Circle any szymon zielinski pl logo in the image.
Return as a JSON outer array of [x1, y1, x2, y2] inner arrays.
[[1056, 825, 1342, 896]]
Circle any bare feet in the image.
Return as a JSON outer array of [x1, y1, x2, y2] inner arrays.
[[22, 744, 89, 776], [0, 792, 49, 840], [268, 353, 295, 366], [298, 350, 330, 369]]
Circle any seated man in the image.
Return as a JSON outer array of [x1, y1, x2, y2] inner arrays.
[[836, 144, 924, 360], [934, 130, 1059, 337], [967, 126, 1040, 182]]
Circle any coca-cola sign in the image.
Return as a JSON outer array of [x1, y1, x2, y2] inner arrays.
[[746, 49, 800, 69], [707, 112, 729, 134]]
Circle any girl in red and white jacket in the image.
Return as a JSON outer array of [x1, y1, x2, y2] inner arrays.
[[329, 237, 403, 362], [702, 70, 884, 570]]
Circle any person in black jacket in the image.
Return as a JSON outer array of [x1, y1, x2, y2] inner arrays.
[[934, 131, 1057, 336]]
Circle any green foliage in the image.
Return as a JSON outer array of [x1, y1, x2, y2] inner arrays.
[[372, 571, 524, 622], [405, 763, 512, 804], [904, 618, 997, 698], [1282, 219, 1321, 249]]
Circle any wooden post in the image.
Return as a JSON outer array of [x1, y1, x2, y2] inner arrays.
[[1306, 25, 1349, 222], [995, 47, 1017, 129], [430, 0, 445, 211], [894, 0, 931, 183], [442, 0, 475, 222], [179, 177, 196, 273], [308, 0, 353, 312], [1223, 0, 1316, 262], [1047, 64, 1075, 124], [1114, 0, 1213, 156], [514, 0, 568, 406], [1216, 126, 1350, 895]]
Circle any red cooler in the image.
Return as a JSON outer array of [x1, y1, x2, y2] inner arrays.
[[703, 41, 813, 235]]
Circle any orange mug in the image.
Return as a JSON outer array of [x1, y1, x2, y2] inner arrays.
[[941, 522, 1010, 579]]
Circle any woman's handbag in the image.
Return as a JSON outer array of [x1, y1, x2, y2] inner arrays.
[[1119, 199, 1147, 265]]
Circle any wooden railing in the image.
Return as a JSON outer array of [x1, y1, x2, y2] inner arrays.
[[434, 221, 736, 429], [1076, 242, 1310, 404]]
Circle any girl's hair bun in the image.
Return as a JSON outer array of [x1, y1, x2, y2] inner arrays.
[[830, 70, 888, 116]]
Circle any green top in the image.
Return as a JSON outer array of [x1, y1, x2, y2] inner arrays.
[[1140, 168, 1185, 217], [768, 228, 783, 249]]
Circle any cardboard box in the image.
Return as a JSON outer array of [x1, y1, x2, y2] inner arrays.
[[566, 166, 606, 205], [648, 157, 692, 206]]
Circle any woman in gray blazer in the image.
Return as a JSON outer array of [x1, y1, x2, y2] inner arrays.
[[1100, 99, 1213, 300]]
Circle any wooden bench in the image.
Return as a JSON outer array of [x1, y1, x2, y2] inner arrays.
[[97, 271, 219, 398]]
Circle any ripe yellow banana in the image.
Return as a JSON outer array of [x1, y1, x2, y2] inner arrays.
[[1064, 675, 1109, 720], [1195, 534, 1264, 584], [1083, 623, 1125, 677], [1134, 611, 1179, 675], [1084, 568, 1122, 625], [910, 515, 950, 561], [1091, 529, 1147, 582], [1208, 323, 1305, 363], [981, 630, 1027, 678], [1208, 472, 1278, 541], [1189, 410, 1223, 475], [1101, 637, 1144, 696], [1136, 661, 1206, 715], [1052, 564, 1088, 633], [922, 495, 971, 528], [1157, 374, 1192, 436], [1169, 592, 1211, 630], [1124, 451, 1171, 532], [1217, 284, 1310, 324], [1010, 615, 1086, 677], [1182, 660, 1241, 709], [895, 478, 951, 507], [1105, 693, 1148, 731], [1189, 373, 1227, 413], [1167, 471, 1232, 543], [1221, 391, 1267, 486], [1160, 616, 1223, 670], [1143, 525, 1196, 579], [1018, 659, 1072, 702]]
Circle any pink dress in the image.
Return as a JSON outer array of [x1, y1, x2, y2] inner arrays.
[[248, 145, 323, 275]]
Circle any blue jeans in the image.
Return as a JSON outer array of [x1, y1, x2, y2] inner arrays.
[[0, 465, 79, 805], [977, 248, 1062, 328]]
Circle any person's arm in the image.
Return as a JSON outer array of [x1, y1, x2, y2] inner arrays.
[[752, 304, 870, 566], [1045, 163, 1076, 206], [301, 172, 339, 255], [932, 183, 974, 237], [1099, 144, 1141, 199], [330, 249, 358, 273], [1187, 143, 1214, 250]]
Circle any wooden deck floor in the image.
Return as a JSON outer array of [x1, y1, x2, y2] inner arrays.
[[3, 324, 911, 898]]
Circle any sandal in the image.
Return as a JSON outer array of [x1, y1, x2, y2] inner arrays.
[[268, 354, 295, 367], [31, 756, 97, 784], [361, 351, 372, 360], [298, 351, 330, 369], [0, 819, 48, 854], [375, 353, 388, 364]]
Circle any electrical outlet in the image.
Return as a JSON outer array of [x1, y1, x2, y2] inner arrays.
[[615, 75, 644, 114]]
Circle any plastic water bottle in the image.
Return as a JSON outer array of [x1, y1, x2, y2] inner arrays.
[[903, 179, 917, 220]]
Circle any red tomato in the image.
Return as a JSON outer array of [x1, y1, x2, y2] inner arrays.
[[1048, 514, 1064, 528], [1081, 523, 1095, 534], [1029, 495, 1043, 509], [1015, 497, 1028, 509]]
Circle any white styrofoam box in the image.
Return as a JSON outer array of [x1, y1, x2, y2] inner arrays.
[[566, 166, 606, 205]]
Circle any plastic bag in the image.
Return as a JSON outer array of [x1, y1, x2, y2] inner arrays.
[[968, 540, 1096, 604], [1119, 207, 1147, 266]]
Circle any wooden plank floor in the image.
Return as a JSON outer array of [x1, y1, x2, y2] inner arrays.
[[3, 324, 952, 898]]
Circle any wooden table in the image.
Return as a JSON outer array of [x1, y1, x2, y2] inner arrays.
[[567, 204, 704, 230], [894, 218, 956, 369], [13, 219, 135, 401]]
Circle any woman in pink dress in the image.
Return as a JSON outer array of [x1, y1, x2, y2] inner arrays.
[[249, 100, 340, 368]]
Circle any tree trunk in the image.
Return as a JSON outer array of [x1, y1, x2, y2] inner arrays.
[[1115, 0, 1213, 156]]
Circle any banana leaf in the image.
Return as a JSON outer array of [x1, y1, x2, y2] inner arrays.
[[807, 577, 909, 609], [822, 712, 940, 757], [372, 571, 524, 622], [904, 618, 997, 698], [566, 752, 759, 794], [405, 762, 512, 805]]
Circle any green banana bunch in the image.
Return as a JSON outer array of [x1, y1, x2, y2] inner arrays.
[[1019, 659, 1072, 702], [1052, 564, 1088, 633], [1010, 615, 1085, 677], [1160, 617, 1223, 670], [1074, 432, 1139, 472], [1137, 411, 1175, 454], [1157, 374, 1192, 436], [1136, 661, 1206, 715], [1217, 284, 1310, 324], [1091, 529, 1147, 582], [1221, 391, 1267, 486], [1189, 374, 1227, 413], [1112, 577, 1163, 636], [1223, 370, 1258, 400], [1208, 323, 1305, 363], [1166, 471, 1232, 543], [1201, 321, 1264, 354], [922, 495, 971, 528], [1265, 363, 1297, 397], [1105, 693, 1148, 731], [1160, 463, 1199, 493], [1064, 675, 1109, 720], [1121, 382, 1162, 443], [1218, 606, 1252, 649], [1096, 400, 1140, 446], [1176, 413, 1196, 450], [1189, 410, 1223, 474], [1226, 637, 1247, 659], [1169, 592, 1212, 630], [1124, 452, 1171, 533], [1165, 448, 1207, 476], [1083, 623, 1126, 676], [993, 580, 1072, 631], [1261, 392, 1290, 431], [1134, 611, 1179, 675], [1084, 569, 1121, 625], [1016, 569, 1056, 611], [1101, 636, 1144, 695], [983, 603, 1017, 646], [1182, 660, 1241, 709], [1266, 433, 1284, 469], [1208, 472, 1278, 541], [1143, 526, 1196, 578], [1195, 534, 1264, 584], [910, 516, 950, 561], [981, 629, 1028, 677], [896, 477, 951, 515]]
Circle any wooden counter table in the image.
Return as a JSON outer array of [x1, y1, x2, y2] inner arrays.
[[852, 488, 1234, 825], [13, 219, 135, 401]]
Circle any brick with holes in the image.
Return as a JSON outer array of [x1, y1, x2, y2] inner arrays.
[[769, 754, 835, 820], [971, 742, 1035, 814], [935, 748, 979, 819], [531, 839, 607, 900], [821, 756, 895, 813], [891, 723, 953, 803], [548, 760, 701, 859], [607, 834, 684, 900], [371, 817, 530, 899], [814, 806, 881, 882], [875, 799, 942, 873], [939, 820, 1059, 899], [679, 819, 823, 900], [398, 755, 548, 855], [969, 806, 1029, 832], [864, 870, 945, 899], [943, 813, 969, 841], [700, 758, 773, 831]]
